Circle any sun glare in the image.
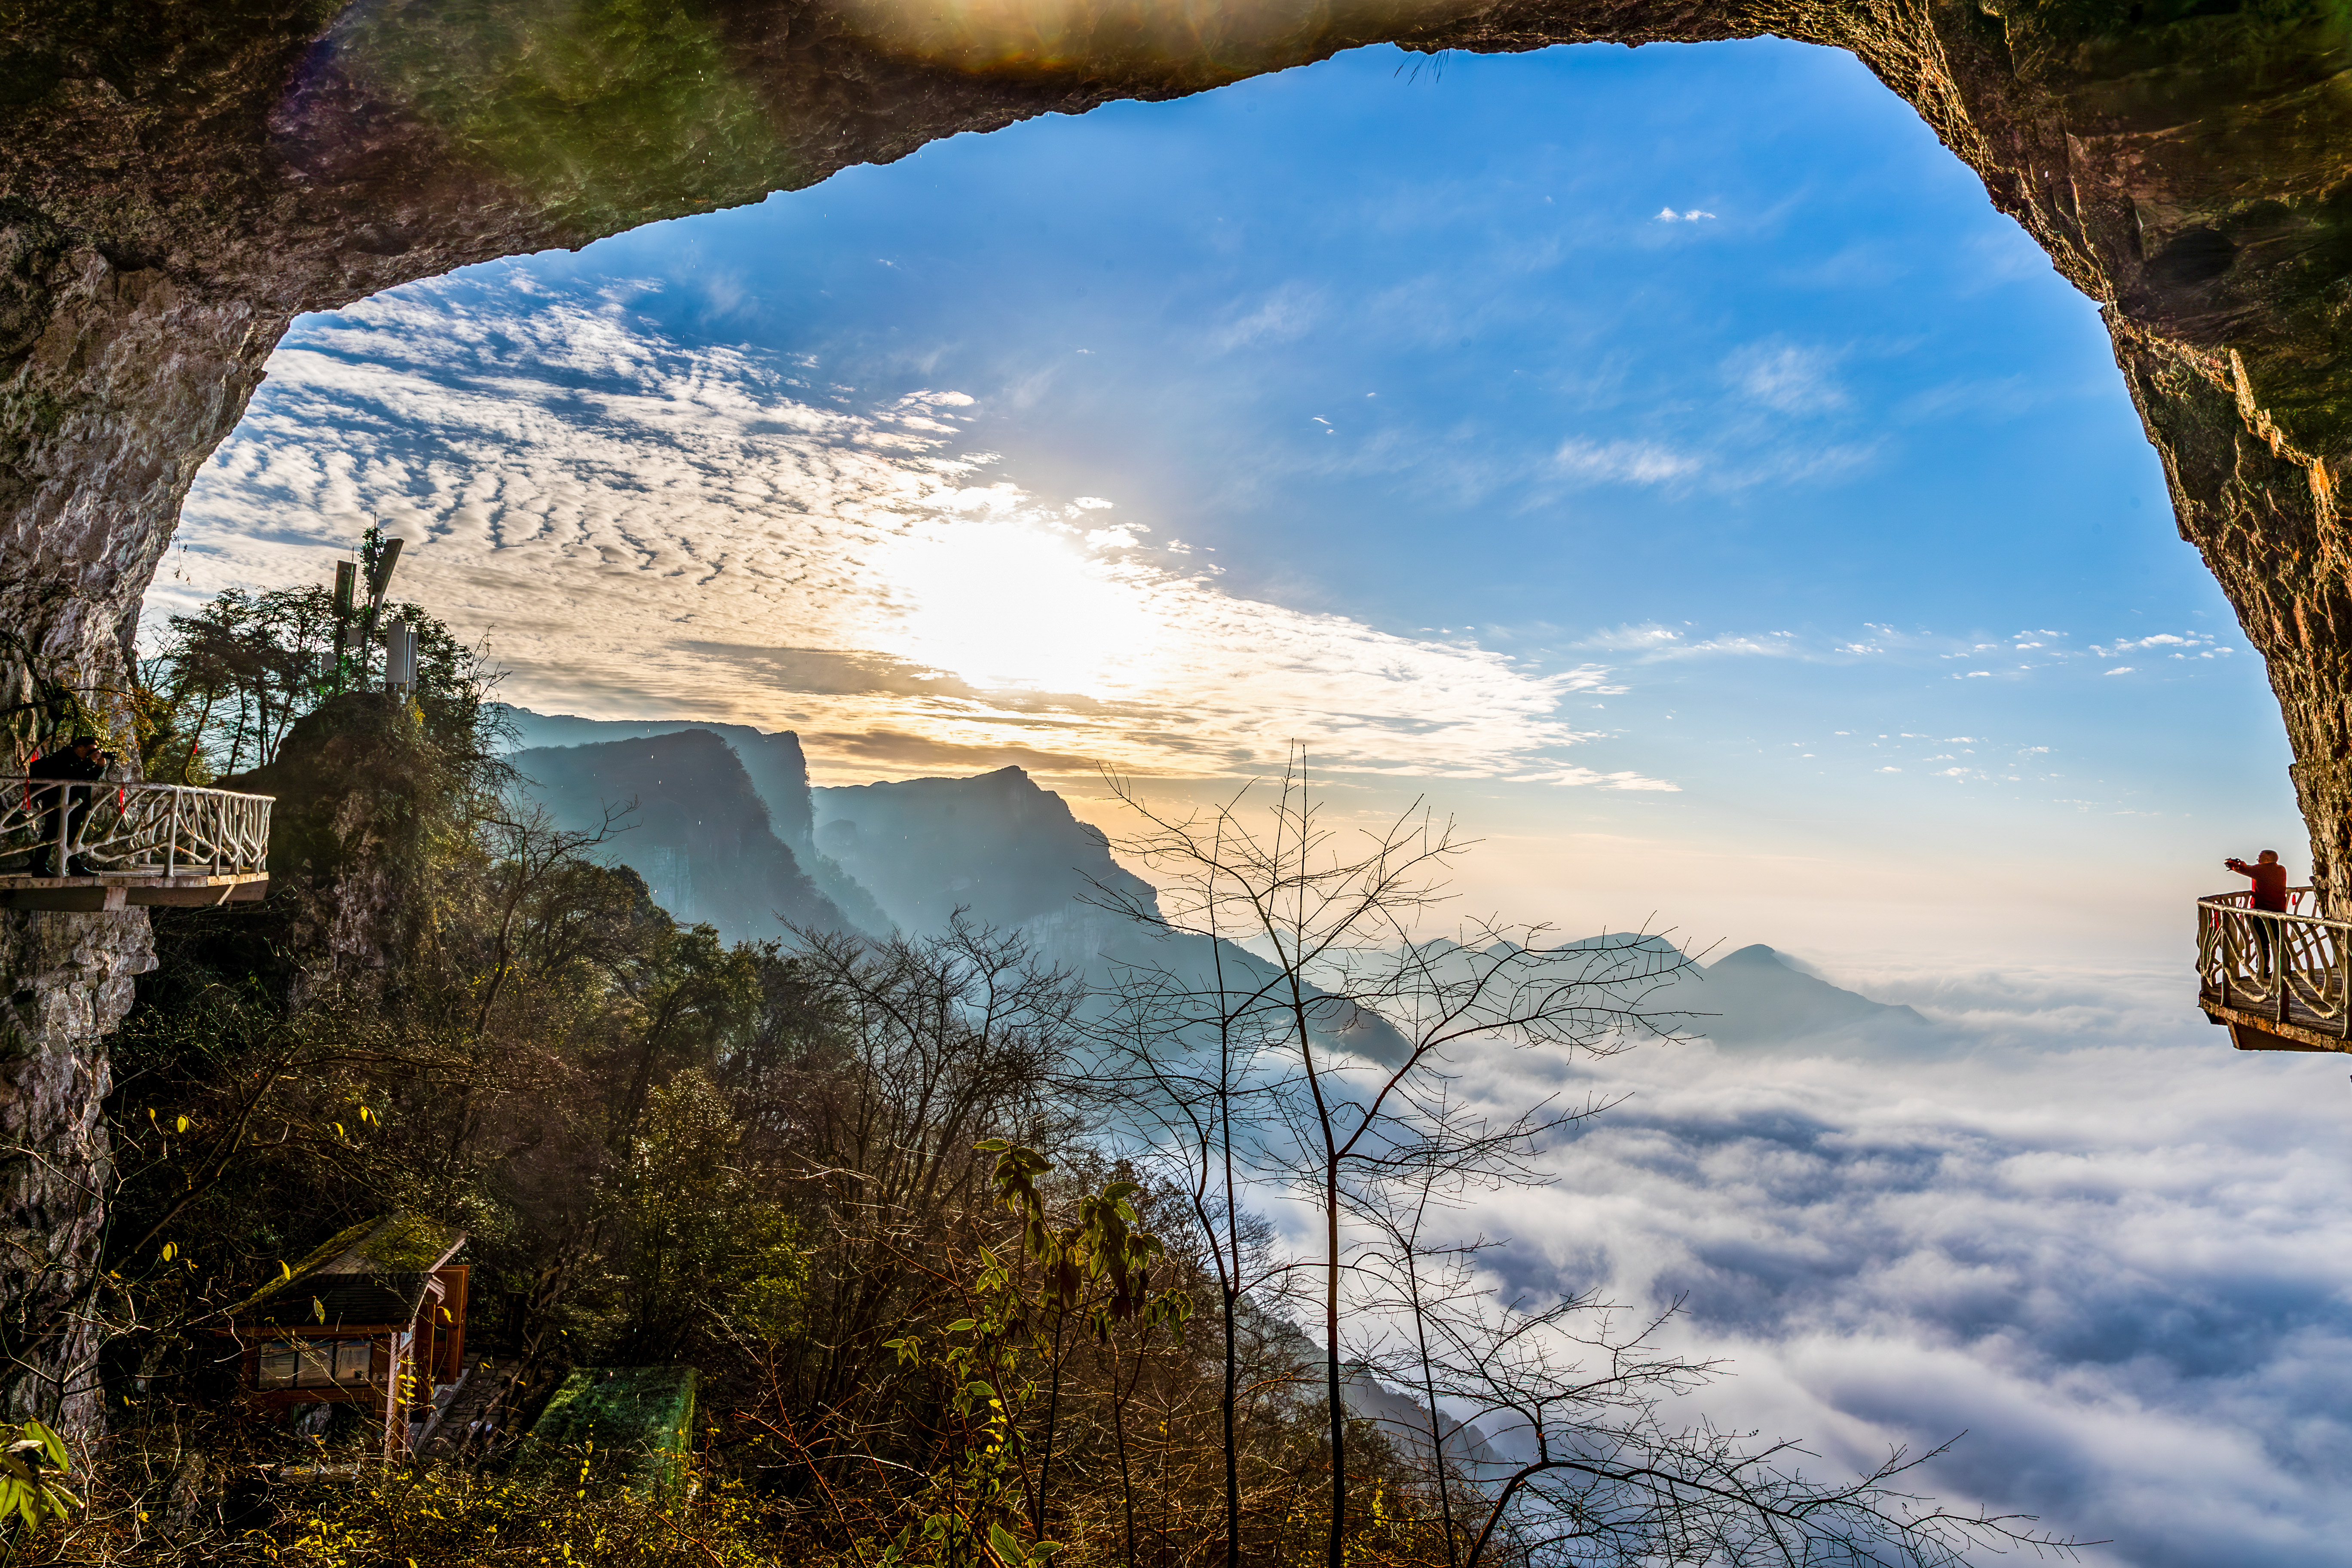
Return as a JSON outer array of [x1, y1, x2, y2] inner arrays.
[[877, 516, 1164, 697]]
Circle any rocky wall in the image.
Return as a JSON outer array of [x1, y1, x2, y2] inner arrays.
[[0, 909, 150, 1433]]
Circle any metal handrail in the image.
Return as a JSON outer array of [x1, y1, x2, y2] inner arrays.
[[0, 778, 272, 879], [2197, 886, 2352, 1035]]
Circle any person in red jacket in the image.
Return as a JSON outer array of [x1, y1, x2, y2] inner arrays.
[[2224, 849, 2291, 976]]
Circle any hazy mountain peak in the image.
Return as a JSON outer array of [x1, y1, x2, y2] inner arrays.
[[813, 766, 1153, 937], [1687, 941, 1926, 1047], [510, 728, 849, 943]]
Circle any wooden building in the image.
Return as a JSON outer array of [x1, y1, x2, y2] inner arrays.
[[222, 1215, 469, 1456]]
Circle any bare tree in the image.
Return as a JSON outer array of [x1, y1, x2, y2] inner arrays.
[[1087, 944, 1293, 1567], [1411, 1283, 2085, 1568], [1093, 750, 1696, 1568]]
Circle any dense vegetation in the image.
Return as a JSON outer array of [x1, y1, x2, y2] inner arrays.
[[6, 582, 2079, 1567]]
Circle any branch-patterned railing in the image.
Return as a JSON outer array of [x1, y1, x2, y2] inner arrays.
[[0, 778, 271, 879], [2196, 887, 2352, 1038]]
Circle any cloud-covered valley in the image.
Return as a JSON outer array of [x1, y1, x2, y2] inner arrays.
[[166, 270, 1660, 789], [1410, 965, 2352, 1568]]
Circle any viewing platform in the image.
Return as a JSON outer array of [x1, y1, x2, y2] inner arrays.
[[2198, 887, 2352, 1053], [0, 778, 271, 912]]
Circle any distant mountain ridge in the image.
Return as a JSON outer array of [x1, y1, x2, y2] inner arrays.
[[509, 729, 851, 943], [499, 710, 1931, 1050], [1687, 943, 1928, 1044], [813, 766, 1158, 934], [499, 707, 888, 934]]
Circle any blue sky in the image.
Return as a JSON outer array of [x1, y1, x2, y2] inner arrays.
[[158, 36, 2352, 1561], [167, 35, 2299, 967]]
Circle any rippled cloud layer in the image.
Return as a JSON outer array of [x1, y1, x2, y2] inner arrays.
[[1433, 967, 2352, 1568], [167, 270, 1661, 788]]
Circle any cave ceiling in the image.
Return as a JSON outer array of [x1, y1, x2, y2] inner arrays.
[[6, 0, 2352, 885]]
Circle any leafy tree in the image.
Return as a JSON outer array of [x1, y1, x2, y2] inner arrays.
[[597, 1070, 805, 1363], [142, 586, 482, 779]]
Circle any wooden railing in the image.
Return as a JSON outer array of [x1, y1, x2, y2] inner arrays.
[[2196, 886, 2352, 1039], [0, 778, 272, 879]]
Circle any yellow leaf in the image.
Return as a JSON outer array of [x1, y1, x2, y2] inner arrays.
[[174, 1115, 189, 1133], [159, 1243, 175, 1262]]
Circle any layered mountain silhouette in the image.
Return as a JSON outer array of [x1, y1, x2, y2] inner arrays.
[[508, 729, 852, 944], [814, 766, 1150, 930], [499, 711, 1927, 1051], [1673, 943, 1928, 1047], [500, 708, 888, 934]]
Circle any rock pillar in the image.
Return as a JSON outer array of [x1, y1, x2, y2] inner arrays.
[[0, 910, 150, 1432]]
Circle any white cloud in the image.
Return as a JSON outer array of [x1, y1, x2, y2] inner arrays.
[[1209, 282, 1325, 352], [2107, 667, 2135, 676], [1432, 973, 2352, 1568], [2092, 631, 2218, 658], [1724, 341, 1848, 414], [1553, 438, 1703, 485], [165, 270, 1665, 791]]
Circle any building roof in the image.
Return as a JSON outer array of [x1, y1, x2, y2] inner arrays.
[[226, 1214, 465, 1326], [238, 1272, 441, 1331]]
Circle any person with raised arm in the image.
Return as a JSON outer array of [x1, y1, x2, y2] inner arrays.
[[2224, 848, 2291, 977]]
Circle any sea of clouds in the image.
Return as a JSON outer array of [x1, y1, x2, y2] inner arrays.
[[1406, 959, 2352, 1567]]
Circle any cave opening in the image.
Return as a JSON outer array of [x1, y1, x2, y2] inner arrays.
[[156, 37, 2294, 965]]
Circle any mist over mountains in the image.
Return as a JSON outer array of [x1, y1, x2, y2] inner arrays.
[[488, 710, 2352, 1563], [498, 707, 1923, 1050]]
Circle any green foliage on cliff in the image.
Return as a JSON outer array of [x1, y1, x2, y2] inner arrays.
[[46, 599, 2062, 1568]]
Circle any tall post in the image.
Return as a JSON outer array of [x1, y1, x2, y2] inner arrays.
[[385, 621, 417, 706], [332, 560, 357, 695], [357, 536, 403, 693]]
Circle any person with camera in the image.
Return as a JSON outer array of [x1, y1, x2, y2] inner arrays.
[[2223, 848, 2291, 978], [26, 735, 114, 878]]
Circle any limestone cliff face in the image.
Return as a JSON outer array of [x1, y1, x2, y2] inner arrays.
[[0, 0, 2349, 1425], [0, 910, 149, 1432]]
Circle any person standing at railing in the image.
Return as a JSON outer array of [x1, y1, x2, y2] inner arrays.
[[25, 736, 113, 878], [2224, 849, 2291, 977]]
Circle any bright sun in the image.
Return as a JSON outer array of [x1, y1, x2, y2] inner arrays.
[[877, 516, 1165, 697]]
